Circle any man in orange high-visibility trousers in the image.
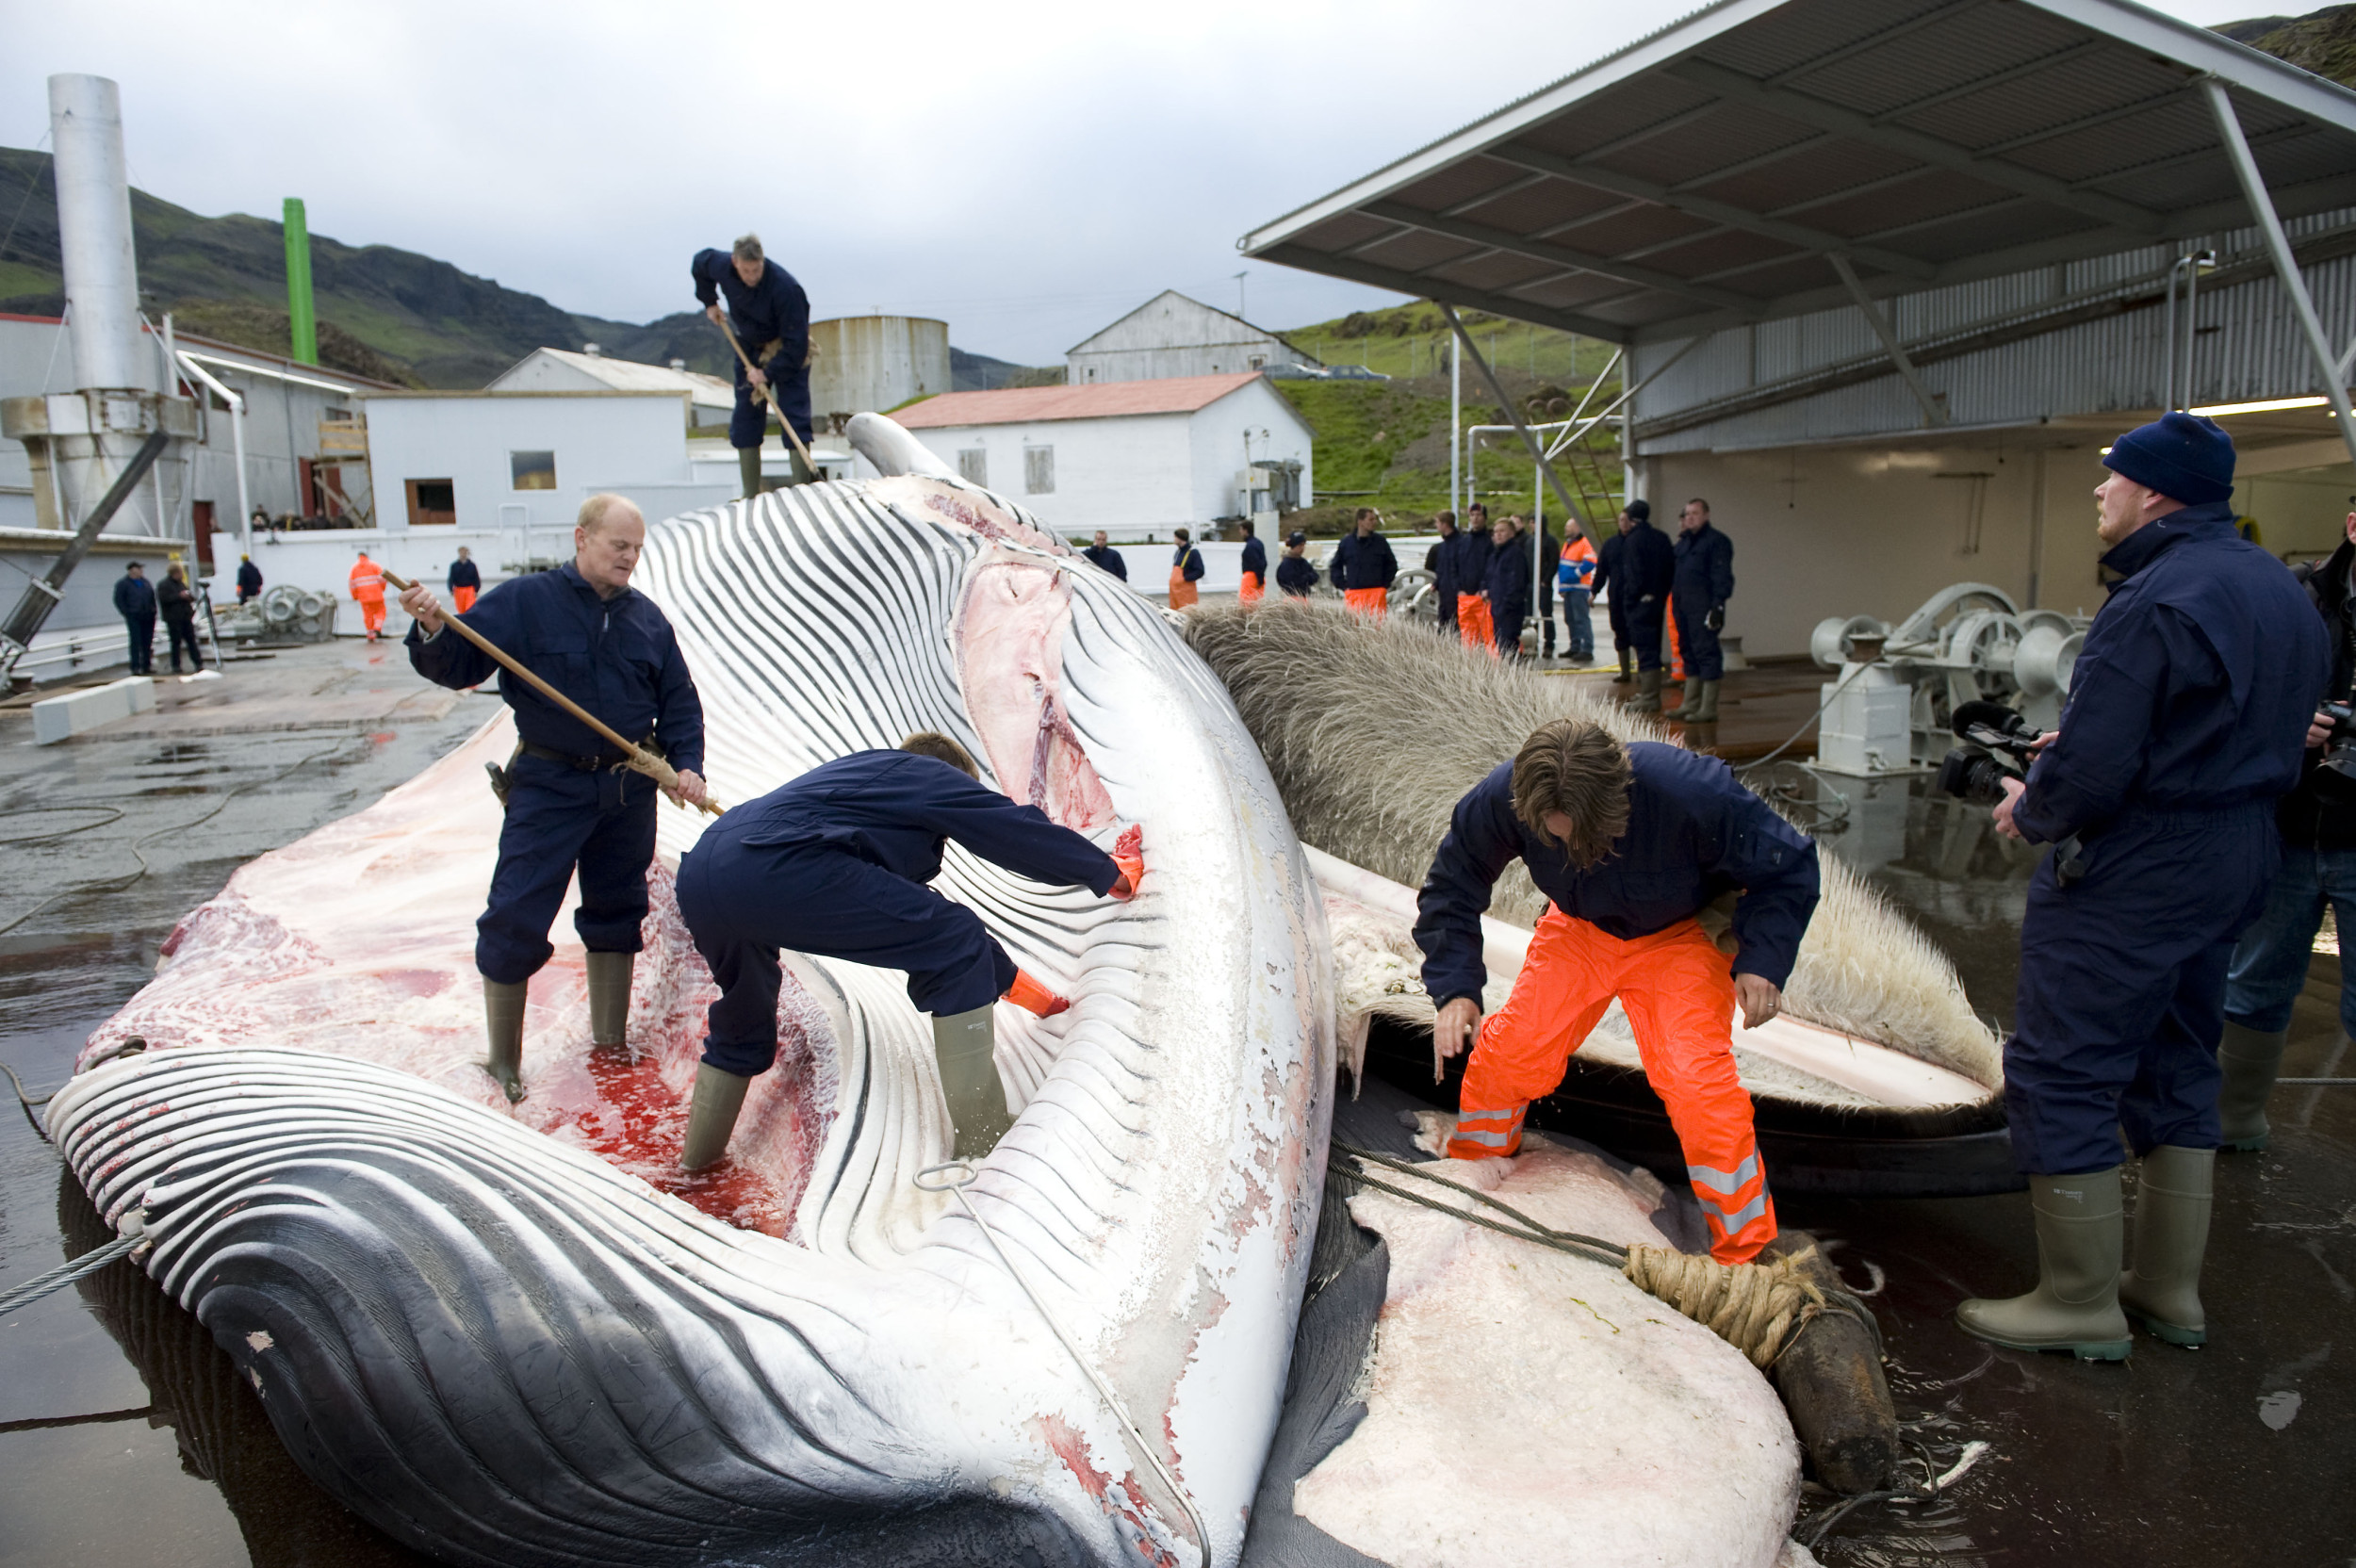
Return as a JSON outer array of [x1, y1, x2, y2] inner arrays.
[[351, 549, 388, 641], [1455, 505, 1496, 650], [448, 546, 482, 613], [1168, 528, 1205, 610], [1237, 519, 1267, 604], [1415, 719, 1822, 1265], [1330, 507, 1398, 618]]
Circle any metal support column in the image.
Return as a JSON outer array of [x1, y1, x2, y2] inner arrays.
[[1829, 253, 1948, 428], [1448, 332, 1461, 522], [2202, 76, 2356, 468], [1443, 303, 1588, 531]]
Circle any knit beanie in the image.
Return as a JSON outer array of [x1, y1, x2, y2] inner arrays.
[[2102, 411, 2235, 506]]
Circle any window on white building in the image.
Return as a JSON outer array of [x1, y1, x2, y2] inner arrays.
[[1024, 447, 1055, 496], [511, 450, 557, 491], [957, 449, 988, 485]]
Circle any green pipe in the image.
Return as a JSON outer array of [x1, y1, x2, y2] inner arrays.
[[283, 197, 317, 366]]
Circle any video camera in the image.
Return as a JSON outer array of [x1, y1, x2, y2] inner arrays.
[[1934, 701, 2046, 806]]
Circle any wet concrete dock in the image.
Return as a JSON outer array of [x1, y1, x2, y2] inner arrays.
[[0, 644, 2349, 1565]]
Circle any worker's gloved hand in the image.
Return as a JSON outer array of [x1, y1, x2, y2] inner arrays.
[[1004, 970, 1072, 1018], [1108, 825, 1145, 901], [1705, 604, 1726, 632]]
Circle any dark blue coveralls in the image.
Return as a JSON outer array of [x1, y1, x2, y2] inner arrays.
[[236, 560, 264, 602], [1415, 745, 1821, 1005], [1592, 531, 1629, 664], [1613, 517, 1677, 671], [1082, 544, 1128, 581], [2006, 500, 2328, 1174], [1485, 532, 1532, 654], [447, 556, 482, 594], [1428, 535, 1459, 629], [1672, 521, 1736, 682], [113, 570, 155, 675], [408, 564, 706, 987], [675, 750, 1120, 1076], [1329, 531, 1399, 593], [1240, 532, 1267, 589], [691, 249, 812, 450], [1277, 554, 1318, 598]]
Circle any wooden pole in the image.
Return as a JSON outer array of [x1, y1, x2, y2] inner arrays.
[[384, 569, 721, 816], [711, 315, 822, 477]]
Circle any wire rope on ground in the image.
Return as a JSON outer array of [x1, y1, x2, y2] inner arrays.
[[0, 1229, 145, 1318]]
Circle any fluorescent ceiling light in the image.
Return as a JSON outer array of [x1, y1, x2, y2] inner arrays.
[[2187, 396, 2330, 416]]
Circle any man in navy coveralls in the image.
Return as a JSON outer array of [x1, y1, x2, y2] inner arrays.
[[692, 233, 812, 498]]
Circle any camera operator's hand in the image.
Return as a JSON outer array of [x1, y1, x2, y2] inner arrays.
[[1993, 775, 2028, 841], [1734, 972, 1782, 1030], [2311, 710, 2334, 749]]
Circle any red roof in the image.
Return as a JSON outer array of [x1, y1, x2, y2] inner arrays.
[[891, 371, 1265, 430]]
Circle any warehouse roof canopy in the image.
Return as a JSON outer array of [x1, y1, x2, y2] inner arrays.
[[1238, 0, 2356, 343]]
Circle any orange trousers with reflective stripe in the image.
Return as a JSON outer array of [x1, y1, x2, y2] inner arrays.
[[1344, 586, 1387, 618], [1448, 906, 1775, 1264], [452, 586, 478, 613], [1456, 594, 1494, 652]]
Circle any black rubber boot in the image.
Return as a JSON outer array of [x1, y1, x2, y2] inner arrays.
[[585, 950, 633, 1049], [2217, 1021, 2287, 1152], [1955, 1168, 2131, 1360], [1612, 648, 1633, 684], [2119, 1145, 2214, 1347], [680, 1063, 751, 1171], [933, 1004, 1014, 1159], [483, 978, 528, 1103]]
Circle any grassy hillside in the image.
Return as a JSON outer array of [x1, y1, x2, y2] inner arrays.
[[1271, 301, 1627, 534], [2216, 5, 2356, 84]]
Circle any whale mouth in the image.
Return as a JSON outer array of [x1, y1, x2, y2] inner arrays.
[[51, 441, 1335, 1568]]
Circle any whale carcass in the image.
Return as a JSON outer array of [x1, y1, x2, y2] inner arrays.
[[45, 417, 1335, 1568]]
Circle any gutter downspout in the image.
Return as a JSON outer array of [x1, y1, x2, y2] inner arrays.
[[176, 352, 251, 557], [2201, 76, 2356, 470]]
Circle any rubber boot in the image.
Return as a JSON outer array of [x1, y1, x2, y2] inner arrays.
[[585, 950, 633, 1049], [483, 978, 528, 1103], [1692, 678, 1721, 724], [1955, 1168, 2131, 1360], [2217, 1021, 2287, 1152], [2119, 1145, 2215, 1347], [1628, 666, 1663, 713], [933, 1004, 1014, 1159], [1612, 648, 1633, 684], [679, 1063, 751, 1171], [737, 446, 761, 499], [1668, 678, 1703, 720]]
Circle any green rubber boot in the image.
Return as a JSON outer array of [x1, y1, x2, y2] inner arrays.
[[1628, 667, 1663, 713], [737, 446, 761, 499], [2119, 1145, 2215, 1348], [933, 1004, 1014, 1159], [585, 950, 633, 1049], [679, 1063, 751, 1171], [1612, 649, 1633, 685], [1955, 1168, 2132, 1361], [1668, 678, 1702, 720], [2217, 1021, 2287, 1152], [1691, 678, 1721, 724], [483, 978, 528, 1103]]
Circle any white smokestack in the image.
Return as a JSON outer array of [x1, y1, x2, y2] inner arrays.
[[49, 74, 142, 392]]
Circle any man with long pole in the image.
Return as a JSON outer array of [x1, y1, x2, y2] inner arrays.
[[398, 493, 709, 1103], [694, 235, 814, 498]]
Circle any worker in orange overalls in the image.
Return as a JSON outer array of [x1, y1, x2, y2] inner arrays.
[[350, 549, 387, 641], [448, 546, 482, 613], [1455, 504, 1496, 650], [1237, 519, 1267, 604], [1169, 528, 1205, 611], [1329, 506, 1398, 618], [1415, 718, 1822, 1265]]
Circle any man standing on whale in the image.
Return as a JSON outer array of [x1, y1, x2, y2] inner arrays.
[[694, 233, 812, 498], [1415, 718, 1820, 1264], [400, 493, 709, 1102], [674, 732, 1142, 1169]]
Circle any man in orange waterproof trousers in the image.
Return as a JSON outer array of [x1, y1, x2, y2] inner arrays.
[[351, 549, 387, 640], [1414, 719, 1821, 1264]]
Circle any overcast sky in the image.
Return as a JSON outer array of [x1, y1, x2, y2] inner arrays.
[[6, 0, 2266, 366]]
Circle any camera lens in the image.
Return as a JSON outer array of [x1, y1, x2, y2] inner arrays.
[[1935, 747, 2014, 806]]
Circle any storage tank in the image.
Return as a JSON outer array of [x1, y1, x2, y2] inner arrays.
[[808, 317, 950, 426]]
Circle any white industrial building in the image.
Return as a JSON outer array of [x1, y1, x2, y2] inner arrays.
[[887, 372, 1314, 542], [809, 316, 952, 428], [488, 347, 735, 433], [1243, 0, 2356, 665], [1066, 291, 1323, 384]]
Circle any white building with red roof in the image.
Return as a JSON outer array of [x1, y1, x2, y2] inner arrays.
[[884, 370, 1313, 546]]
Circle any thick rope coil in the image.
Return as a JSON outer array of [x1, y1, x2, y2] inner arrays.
[[1621, 1243, 1826, 1368]]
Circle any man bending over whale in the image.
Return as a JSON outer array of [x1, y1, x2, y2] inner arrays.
[[676, 733, 1140, 1169], [1415, 719, 1820, 1264]]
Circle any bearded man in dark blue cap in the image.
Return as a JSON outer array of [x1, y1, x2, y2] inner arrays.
[[1955, 413, 2329, 1361]]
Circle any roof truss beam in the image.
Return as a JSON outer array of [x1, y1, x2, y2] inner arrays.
[[1668, 57, 2168, 237], [1358, 198, 1762, 313], [1485, 144, 1937, 280]]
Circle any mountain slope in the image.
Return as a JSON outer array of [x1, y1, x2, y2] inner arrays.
[[2215, 4, 2356, 85]]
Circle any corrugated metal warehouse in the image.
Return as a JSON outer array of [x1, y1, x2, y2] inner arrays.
[[1242, 0, 2356, 657]]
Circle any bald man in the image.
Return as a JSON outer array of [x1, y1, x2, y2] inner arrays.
[[401, 494, 709, 1102]]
